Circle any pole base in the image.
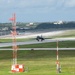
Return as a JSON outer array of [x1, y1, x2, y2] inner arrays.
[[11, 64, 24, 72]]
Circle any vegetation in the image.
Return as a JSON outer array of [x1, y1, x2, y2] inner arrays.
[[0, 22, 75, 36], [0, 39, 75, 75], [0, 50, 75, 75], [0, 22, 75, 75], [0, 38, 33, 43], [37, 22, 75, 30], [18, 41, 75, 48], [1, 40, 75, 49]]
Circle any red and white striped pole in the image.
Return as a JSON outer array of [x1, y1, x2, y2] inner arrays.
[[9, 14, 24, 72], [10, 13, 18, 65], [56, 40, 61, 73]]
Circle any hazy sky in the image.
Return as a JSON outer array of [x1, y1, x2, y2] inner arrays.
[[0, 0, 75, 23]]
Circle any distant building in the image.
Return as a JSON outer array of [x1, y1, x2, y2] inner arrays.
[[54, 21, 63, 25], [26, 23, 34, 26]]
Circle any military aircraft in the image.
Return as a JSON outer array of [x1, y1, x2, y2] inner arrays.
[[36, 35, 45, 41]]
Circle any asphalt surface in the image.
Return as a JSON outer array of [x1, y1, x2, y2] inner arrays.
[[0, 48, 75, 50], [0, 39, 56, 47]]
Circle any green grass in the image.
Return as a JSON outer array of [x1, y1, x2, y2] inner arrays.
[[0, 38, 34, 43], [2, 41, 75, 48], [18, 41, 75, 48], [0, 50, 75, 75]]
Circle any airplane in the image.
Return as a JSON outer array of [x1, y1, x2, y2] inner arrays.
[[36, 35, 45, 41]]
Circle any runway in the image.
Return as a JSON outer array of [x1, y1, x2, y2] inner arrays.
[[0, 48, 75, 50], [0, 38, 75, 47]]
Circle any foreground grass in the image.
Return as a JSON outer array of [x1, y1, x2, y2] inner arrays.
[[0, 50, 75, 75]]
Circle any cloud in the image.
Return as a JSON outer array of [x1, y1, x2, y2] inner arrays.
[[0, 0, 75, 22], [0, 0, 75, 10], [0, 0, 75, 17], [0, 0, 56, 9], [18, 0, 55, 7], [64, 0, 75, 7]]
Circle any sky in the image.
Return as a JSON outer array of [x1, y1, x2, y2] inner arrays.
[[0, 0, 75, 23]]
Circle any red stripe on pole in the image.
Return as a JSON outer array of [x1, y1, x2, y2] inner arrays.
[[9, 13, 16, 21], [56, 51, 58, 55], [56, 60, 59, 64]]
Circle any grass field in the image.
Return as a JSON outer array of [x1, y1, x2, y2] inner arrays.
[[0, 38, 33, 43], [18, 41, 75, 48], [0, 50, 75, 75], [0, 30, 75, 75], [2, 41, 75, 49]]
